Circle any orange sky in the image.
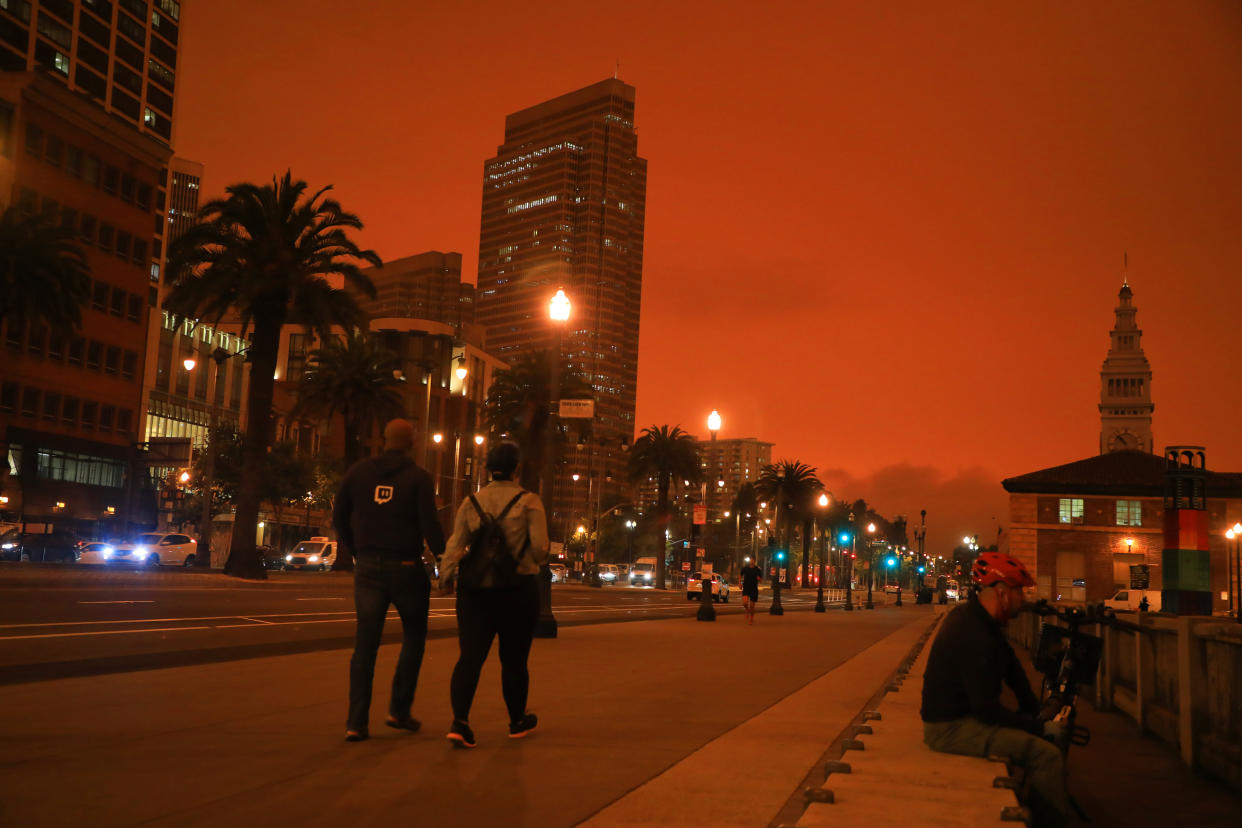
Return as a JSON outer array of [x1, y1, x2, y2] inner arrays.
[[176, 1, 1242, 552]]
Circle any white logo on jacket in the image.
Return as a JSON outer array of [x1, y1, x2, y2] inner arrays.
[[374, 485, 394, 504]]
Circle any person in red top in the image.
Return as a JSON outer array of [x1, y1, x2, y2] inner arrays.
[[921, 553, 1067, 828]]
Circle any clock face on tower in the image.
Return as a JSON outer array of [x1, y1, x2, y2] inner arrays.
[[1111, 432, 1134, 451]]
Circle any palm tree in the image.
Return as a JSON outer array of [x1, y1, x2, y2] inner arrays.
[[755, 460, 823, 586], [293, 330, 404, 469], [0, 205, 90, 335], [164, 172, 381, 579], [628, 424, 701, 590], [482, 350, 589, 493]]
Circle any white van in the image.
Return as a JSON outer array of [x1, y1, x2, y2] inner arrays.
[[1103, 589, 1161, 612]]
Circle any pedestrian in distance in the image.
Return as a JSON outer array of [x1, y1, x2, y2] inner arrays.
[[920, 552, 1069, 828], [739, 559, 763, 625], [333, 418, 445, 742], [437, 441, 548, 749]]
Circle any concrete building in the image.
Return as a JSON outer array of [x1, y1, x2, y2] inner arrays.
[[475, 78, 647, 539], [0, 69, 170, 535], [360, 250, 473, 332], [695, 436, 773, 521]]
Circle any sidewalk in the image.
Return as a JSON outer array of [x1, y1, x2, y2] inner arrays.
[[0, 604, 925, 827]]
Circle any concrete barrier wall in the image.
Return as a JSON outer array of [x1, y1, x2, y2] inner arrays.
[[1008, 609, 1242, 795]]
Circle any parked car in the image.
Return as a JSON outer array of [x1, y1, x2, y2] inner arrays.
[[111, 532, 199, 566], [1103, 589, 1161, 612], [259, 545, 285, 570], [0, 530, 81, 563], [285, 538, 337, 571], [686, 572, 730, 602], [598, 564, 619, 584], [549, 563, 568, 583]]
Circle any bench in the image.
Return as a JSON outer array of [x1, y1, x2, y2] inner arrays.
[[797, 612, 1027, 826]]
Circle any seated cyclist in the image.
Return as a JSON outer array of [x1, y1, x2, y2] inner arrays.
[[920, 553, 1068, 828]]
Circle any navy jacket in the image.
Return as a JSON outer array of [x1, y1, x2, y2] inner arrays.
[[332, 450, 446, 562], [920, 596, 1041, 733]]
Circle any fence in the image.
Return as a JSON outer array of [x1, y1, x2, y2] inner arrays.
[[1008, 608, 1242, 794]]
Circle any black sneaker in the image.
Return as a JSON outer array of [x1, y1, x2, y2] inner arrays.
[[386, 715, 421, 733], [446, 720, 476, 749], [508, 713, 538, 739], [344, 729, 369, 742]]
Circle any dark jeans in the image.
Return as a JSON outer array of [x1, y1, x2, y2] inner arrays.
[[347, 555, 431, 731], [450, 576, 539, 723]]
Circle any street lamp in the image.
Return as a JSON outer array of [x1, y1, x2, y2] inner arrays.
[[814, 491, 832, 613], [842, 520, 855, 612], [1229, 521, 1242, 622], [696, 409, 721, 623], [865, 521, 877, 609], [536, 288, 571, 638], [182, 357, 196, 371]]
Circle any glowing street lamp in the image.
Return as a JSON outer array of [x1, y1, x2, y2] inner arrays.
[[182, 357, 196, 371], [865, 521, 877, 609], [432, 433, 443, 444], [474, 434, 485, 446], [550, 288, 571, 322], [814, 491, 833, 612]]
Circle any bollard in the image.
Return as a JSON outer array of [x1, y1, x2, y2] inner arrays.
[[895, 585, 902, 606], [696, 572, 716, 622], [769, 574, 784, 615]]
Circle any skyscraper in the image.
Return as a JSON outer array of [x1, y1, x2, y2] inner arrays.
[[476, 78, 647, 535], [1098, 280, 1154, 454]]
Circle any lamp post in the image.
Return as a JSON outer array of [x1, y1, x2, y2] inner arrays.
[[535, 288, 570, 639], [696, 410, 721, 622], [191, 346, 234, 568], [1229, 521, 1242, 622], [1227, 529, 1235, 620], [913, 509, 927, 597], [814, 492, 831, 612], [864, 521, 877, 609]]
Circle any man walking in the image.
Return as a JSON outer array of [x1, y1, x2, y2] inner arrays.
[[333, 419, 445, 742], [739, 559, 763, 625]]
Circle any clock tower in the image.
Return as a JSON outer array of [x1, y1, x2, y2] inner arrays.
[[1099, 280, 1154, 453]]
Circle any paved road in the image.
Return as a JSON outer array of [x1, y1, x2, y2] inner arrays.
[[0, 607, 926, 828], [0, 564, 832, 683]]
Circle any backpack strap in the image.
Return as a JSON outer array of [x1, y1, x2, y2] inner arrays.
[[495, 490, 527, 521], [468, 494, 487, 520]]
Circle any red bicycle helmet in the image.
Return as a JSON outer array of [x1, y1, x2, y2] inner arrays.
[[971, 552, 1036, 589]]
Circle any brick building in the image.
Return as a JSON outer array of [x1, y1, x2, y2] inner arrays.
[[1002, 451, 1242, 609]]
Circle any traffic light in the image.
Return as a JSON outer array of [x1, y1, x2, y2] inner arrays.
[[775, 550, 786, 563], [839, 532, 851, 545], [917, 565, 926, 573], [886, 557, 897, 567]]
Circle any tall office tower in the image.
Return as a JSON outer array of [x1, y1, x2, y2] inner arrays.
[[476, 79, 647, 538], [0, 1, 184, 536], [1099, 280, 1154, 454], [696, 437, 775, 520]]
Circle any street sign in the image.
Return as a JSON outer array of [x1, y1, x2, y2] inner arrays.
[[681, 561, 691, 571], [693, 504, 707, 525], [1129, 564, 1150, 590], [558, 399, 595, 418], [702, 563, 713, 576]]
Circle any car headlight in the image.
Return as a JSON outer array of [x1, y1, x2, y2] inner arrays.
[[286, 554, 293, 562], [103, 547, 114, 558], [644, 573, 652, 580], [136, 546, 148, 556], [1, 542, 14, 550], [308, 555, 319, 563]]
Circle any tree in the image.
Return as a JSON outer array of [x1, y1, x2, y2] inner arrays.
[[755, 460, 823, 586], [0, 205, 90, 335], [627, 424, 701, 590], [482, 350, 589, 493], [255, 441, 316, 554], [164, 172, 380, 579], [293, 330, 404, 468]]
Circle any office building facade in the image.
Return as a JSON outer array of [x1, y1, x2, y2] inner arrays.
[[476, 78, 647, 536]]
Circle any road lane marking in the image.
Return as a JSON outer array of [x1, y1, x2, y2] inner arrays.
[[77, 600, 156, 604], [294, 597, 345, 601], [238, 617, 274, 625]]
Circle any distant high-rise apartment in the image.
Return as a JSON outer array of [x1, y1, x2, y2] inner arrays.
[[361, 251, 473, 332], [697, 437, 775, 519], [476, 78, 647, 536]]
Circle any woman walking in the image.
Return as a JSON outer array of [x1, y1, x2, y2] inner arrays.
[[438, 442, 548, 748]]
